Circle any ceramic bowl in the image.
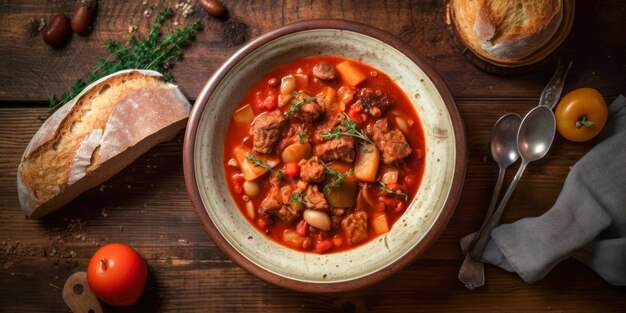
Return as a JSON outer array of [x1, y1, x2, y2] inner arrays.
[[183, 20, 466, 293]]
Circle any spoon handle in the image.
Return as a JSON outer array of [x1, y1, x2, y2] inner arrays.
[[468, 166, 506, 251], [539, 60, 572, 110], [458, 234, 485, 290], [470, 161, 528, 260]]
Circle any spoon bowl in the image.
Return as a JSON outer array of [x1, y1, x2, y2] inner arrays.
[[492, 113, 522, 167], [518, 106, 556, 161]]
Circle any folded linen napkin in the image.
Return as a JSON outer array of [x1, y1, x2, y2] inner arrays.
[[464, 95, 626, 285]]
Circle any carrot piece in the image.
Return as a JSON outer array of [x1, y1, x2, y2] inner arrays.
[[336, 61, 366, 86]]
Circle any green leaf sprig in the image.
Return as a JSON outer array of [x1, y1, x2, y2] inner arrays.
[[299, 133, 307, 144], [320, 114, 375, 145], [321, 161, 353, 191], [289, 191, 306, 204], [49, 7, 201, 108], [378, 181, 408, 201], [245, 152, 284, 179], [284, 91, 319, 118]]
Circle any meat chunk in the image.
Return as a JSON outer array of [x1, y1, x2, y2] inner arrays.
[[312, 62, 338, 81], [299, 157, 325, 182], [331, 208, 346, 229], [274, 205, 299, 224], [278, 122, 310, 151], [313, 136, 355, 163], [342, 211, 368, 245], [367, 118, 411, 164], [259, 187, 299, 224], [313, 112, 355, 165], [292, 99, 323, 123], [250, 110, 286, 154], [259, 187, 282, 213], [304, 185, 329, 211], [356, 89, 395, 115]]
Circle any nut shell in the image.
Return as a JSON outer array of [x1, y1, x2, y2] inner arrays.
[[43, 14, 71, 47]]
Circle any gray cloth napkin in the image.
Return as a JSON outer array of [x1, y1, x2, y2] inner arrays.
[[464, 95, 626, 286]]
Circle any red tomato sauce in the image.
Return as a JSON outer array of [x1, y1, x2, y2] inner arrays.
[[223, 56, 426, 254]]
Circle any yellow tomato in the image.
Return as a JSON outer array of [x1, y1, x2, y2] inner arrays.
[[555, 88, 608, 142]]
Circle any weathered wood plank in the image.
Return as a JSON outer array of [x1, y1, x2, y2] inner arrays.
[[0, 0, 624, 103], [1, 257, 624, 312]]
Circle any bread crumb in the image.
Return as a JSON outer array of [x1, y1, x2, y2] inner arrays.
[[101, 208, 108, 217], [49, 283, 62, 290], [178, 239, 188, 244], [120, 224, 124, 232], [128, 25, 138, 33]]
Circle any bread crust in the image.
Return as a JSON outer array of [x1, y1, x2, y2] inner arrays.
[[451, 0, 562, 61], [17, 70, 191, 218]]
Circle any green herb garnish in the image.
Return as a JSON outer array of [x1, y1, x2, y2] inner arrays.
[[378, 181, 408, 201], [320, 114, 375, 145], [321, 161, 353, 190], [245, 152, 284, 179], [284, 92, 318, 118], [49, 7, 201, 108], [289, 192, 306, 204], [299, 133, 307, 144]]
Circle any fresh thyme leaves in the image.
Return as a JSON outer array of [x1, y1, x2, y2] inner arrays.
[[289, 192, 306, 204], [284, 91, 319, 118], [299, 133, 307, 144], [320, 114, 375, 145], [378, 181, 408, 201], [321, 161, 353, 190], [49, 7, 201, 108], [245, 152, 284, 179]]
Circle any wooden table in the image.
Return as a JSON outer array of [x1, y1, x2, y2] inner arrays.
[[1, 1, 625, 312]]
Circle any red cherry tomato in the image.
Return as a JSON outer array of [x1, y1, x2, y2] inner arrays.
[[87, 243, 147, 307], [253, 91, 278, 112], [296, 219, 309, 237], [313, 239, 333, 254], [284, 162, 301, 177]]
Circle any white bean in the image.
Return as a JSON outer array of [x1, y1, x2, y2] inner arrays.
[[245, 201, 255, 219], [303, 209, 331, 231], [243, 181, 260, 198], [395, 116, 409, 134], [280, 75, 296, 95]]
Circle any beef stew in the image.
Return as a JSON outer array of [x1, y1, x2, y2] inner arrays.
[[224, 56, 426, 254]]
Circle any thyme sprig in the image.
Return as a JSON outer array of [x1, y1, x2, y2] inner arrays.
[[49, 7, 202, 108], [320, 114, 375, 145], [289, 192, 306, 204], [245, 152, 284, 179], [284, 91, 319, 118], [321, 161, 353, 191], [378, 181, 408, 201]]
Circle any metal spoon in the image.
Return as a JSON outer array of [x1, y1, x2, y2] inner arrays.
[[458, 113, 521, 290], [470, 106, 556, 261]]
